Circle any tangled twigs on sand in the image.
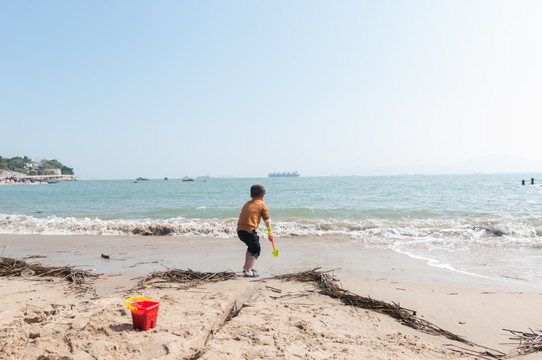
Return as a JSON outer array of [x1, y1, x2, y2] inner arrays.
[[451, 328, 542, 359], [137, 269, 237, 289], [275, 267, 473, 344], [500, 329, 542, 358], [275, 268, 542, 359], [0, 257, 98, 294]]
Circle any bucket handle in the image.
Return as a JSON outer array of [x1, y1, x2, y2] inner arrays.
[[126, 297, 153, 312]]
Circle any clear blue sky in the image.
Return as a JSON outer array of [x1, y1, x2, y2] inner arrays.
[[2, 1, 542, 179]]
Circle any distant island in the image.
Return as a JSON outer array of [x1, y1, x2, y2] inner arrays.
[[0, 156, 74, 176], [0, 156, 76, 184]]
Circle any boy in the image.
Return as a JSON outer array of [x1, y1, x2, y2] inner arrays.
[[237, 184, 273, 278]]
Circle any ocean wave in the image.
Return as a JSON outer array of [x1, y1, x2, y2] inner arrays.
[[0, 213, 541, 248], [0, 214, 238, 236]]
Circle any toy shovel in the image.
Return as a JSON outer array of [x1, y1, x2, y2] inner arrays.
[[270, 239, 279, 257]]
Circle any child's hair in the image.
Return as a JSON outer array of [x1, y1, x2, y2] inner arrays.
[[250, 184, 266, 198]]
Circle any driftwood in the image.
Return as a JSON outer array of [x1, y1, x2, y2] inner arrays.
[[137, 269, 237, 289], [274, 267, 475, 345], [499, 329, 542, 358], [0, 257, 98, 294]]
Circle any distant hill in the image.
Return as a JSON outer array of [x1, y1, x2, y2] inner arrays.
[[0, 156, 74, 175]]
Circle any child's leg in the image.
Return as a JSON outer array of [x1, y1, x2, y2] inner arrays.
[[243, 251, 257, 275], [243, 251, 251, 271], [238, 230, 260, 276]]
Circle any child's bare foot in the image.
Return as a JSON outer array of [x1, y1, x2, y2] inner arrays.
[[243, 271, 259, 278]]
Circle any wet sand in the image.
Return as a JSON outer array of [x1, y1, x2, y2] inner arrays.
[[0, 234, 535, 290]]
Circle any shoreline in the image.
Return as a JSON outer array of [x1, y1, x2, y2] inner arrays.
[[0, 233, 538, 292], [0, 176, 78, 185], [0, 170, 78, 185]]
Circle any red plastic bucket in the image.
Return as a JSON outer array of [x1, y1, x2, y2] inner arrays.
[[126, 297, 161, 331]]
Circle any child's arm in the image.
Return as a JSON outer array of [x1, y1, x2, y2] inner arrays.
[[264, 219, 274, 241]]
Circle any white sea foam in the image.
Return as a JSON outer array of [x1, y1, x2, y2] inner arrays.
[[1, 213, 540, 248], [389, 244, 498, 281]]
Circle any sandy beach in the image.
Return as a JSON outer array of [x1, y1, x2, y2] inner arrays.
[[1, 234, 541, 359]]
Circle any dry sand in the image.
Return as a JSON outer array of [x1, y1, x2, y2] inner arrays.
[[1, 234, 542, 359], [0, 276, 489, 360]]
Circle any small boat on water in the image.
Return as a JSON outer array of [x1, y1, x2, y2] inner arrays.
[[47, 181, 60, 184], [268, 171, 300, 177]]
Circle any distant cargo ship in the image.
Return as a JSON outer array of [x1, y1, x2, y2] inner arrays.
[[268, 171, 300, 177]]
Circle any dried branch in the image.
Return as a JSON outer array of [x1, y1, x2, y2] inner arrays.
[[275, 268, 476, 344], [499, 329, 542, 358], [0, 257, 98, 294], [137, 269, 237, 289]]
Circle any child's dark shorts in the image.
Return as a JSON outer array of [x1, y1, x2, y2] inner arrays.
[[237, 230, 261, 259]]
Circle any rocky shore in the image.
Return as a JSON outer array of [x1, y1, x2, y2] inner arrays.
[[0, 170, 78, 184]]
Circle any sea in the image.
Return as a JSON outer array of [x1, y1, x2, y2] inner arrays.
[[1, 174, 542, 288]]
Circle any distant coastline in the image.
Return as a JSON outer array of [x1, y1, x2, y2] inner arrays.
[[0, 171, 78, 185], [1, 156, 77, 185]]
